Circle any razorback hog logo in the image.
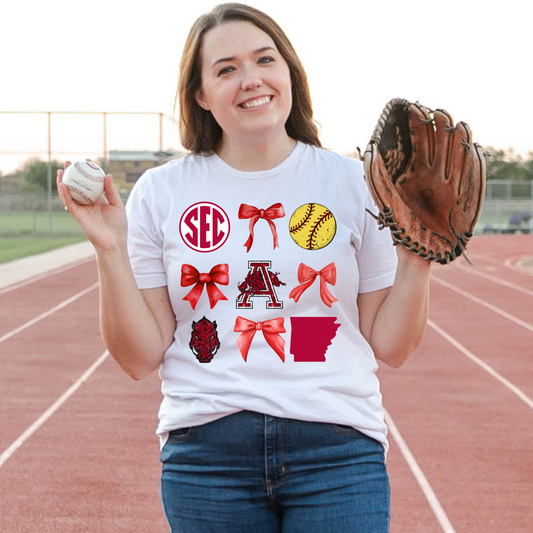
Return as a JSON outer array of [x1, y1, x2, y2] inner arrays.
[[236, 260, 285, 309], [180, 202, 230, 252], [189, 317, 220, 363]]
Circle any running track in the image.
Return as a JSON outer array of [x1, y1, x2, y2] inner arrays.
[[1, 235, 532, 532]]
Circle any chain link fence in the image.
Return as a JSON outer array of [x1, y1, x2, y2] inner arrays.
[[0, 192, 130, 236], [1, 186, 531, 236], [486, 180, 533, 200], [478, 200, 532, 234], [0, 109, 531, 236], [0, 110, 181, 236]]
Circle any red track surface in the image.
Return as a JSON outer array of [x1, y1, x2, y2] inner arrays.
[[1, 235, 532, 532]]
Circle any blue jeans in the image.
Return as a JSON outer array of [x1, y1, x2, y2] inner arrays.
[[160, 410, 390, 532]]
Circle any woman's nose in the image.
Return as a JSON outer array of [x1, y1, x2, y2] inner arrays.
[[241, 68, 263, 91]]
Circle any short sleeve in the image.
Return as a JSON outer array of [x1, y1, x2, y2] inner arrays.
[[356, 192, 397, 293], [125, 171, 167, 289]]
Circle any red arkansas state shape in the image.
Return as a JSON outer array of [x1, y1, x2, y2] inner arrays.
[[290, 317, 340, 362]]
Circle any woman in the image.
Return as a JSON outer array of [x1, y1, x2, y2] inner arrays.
[[58, 3, 431, 532]]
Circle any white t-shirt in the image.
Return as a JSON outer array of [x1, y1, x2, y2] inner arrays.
[[126, 141, 397, 453]]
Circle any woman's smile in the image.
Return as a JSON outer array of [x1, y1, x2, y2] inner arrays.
[[238, 95, 273, 109]]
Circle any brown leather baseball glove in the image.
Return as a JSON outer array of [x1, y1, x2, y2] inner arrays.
[[363, 98, 487, 264]]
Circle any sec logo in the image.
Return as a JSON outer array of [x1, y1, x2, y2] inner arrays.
[[180, 202, 230, 252]]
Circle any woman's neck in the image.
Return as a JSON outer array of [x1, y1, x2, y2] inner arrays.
[[216, 133, 297, 171]]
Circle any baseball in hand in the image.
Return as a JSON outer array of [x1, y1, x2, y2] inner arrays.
[[62, 161, 106, 205]]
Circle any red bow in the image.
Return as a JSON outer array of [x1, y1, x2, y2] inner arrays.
[[181, 264, 229, 310], [234, 317, 286, 362], [238, 203, 285, 252], [289, 262, 338, 308]]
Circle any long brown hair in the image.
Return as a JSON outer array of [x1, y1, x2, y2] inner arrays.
[[175, 3, 322, 153]]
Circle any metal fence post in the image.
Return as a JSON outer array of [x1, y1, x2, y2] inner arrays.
[[32, 195, 36, 233], [47, 112, 52, 233]]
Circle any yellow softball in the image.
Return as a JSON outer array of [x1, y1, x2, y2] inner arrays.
[[289, 203, 336, 250]]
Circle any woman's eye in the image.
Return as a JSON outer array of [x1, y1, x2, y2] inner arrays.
[[218, 66, 235, 76], [217, 57, 273, 76]]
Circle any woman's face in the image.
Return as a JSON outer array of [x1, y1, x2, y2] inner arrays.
[[196, 21, 293, 144]]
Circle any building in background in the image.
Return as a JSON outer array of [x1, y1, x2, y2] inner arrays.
[[108, 150, 185, 192]]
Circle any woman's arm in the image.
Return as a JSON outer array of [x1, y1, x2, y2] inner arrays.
[[97, 246, 176, 380], [58, 163, 175, 381], [357, 246, 431, 368]]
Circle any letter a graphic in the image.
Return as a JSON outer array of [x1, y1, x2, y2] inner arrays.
[[236, 260, 285, 309]]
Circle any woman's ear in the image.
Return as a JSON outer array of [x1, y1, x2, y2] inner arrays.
[[195, 90, 210, 111]]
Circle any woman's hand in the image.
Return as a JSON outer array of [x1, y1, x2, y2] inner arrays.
[[57, 161, 128, 252], [395, 244, 433, 272], [358, 244, 432, 368]]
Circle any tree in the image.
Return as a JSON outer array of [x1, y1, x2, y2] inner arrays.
[[18, 157, 108, 193], [523, 151, 533, 178], [485, 147, 533, 181], [21, 158, 63, 193]]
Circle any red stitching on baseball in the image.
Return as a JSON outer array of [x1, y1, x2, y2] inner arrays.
[[306, 210, 333, 249], [290, 203, 314, 233], [67, 185, 93, 202], [74, 162, 105, 183]]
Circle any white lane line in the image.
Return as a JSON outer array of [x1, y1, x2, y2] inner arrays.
[[0, 283, 99, 346], [431, 276, 533, 334], [0, 257, 94, 296], [384, 408, 457, 533], [428, 319, 533, 411], [0, 350, 109, 469], [505, 256, 533, 277], [454, 263, 533, 297]]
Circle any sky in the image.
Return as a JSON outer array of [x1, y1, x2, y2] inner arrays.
[[1, 0, 531, 174]]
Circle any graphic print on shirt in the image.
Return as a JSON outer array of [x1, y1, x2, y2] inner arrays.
[[289, 203, 336, 250], [290, 317, 340, 362], [180, 202, 230, 252], [236, 260, 286, 309], [238, 203, 285, 252], [189, 317, 220, 363], [181, 263, 229, 310], [289, 262, 338, 307], [234, 316, 286, 362]]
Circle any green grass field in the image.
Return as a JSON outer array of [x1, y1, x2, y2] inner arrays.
[[0, 210, 83, 234], [0, 210, 86, 264], [0, 236, 87, 264]]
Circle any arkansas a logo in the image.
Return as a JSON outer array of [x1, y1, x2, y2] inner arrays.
[[236, 260, 286, 309], [189, 316, 220, 363], [180, 202, 230, 252]]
